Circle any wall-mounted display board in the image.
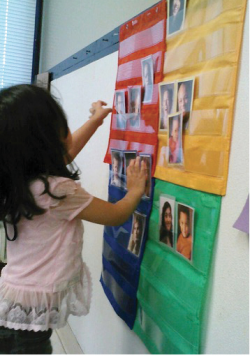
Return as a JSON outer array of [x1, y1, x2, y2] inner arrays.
[[104, 0, 167, 175], [46, 0, 248, 354], [155, 0, 247, 196]]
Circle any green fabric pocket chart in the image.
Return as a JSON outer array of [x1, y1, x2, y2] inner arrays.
[[133, 179, 222, 354]]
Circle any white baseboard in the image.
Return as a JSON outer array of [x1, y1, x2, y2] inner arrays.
[[56, 322, 83, 354]]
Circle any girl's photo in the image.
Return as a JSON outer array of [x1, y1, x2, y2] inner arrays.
[[0, 84, 147, 354], [176, 203, 194, 261], [139, 154, 152, 198], [141, 56, 154, 103], [159, 195, 175, 248], [111, 149, 123, 188], [127, 212, 146, 257], [168, 113, 183, 165], [167, 0, 186, 37], [159, 82, 176, 131]]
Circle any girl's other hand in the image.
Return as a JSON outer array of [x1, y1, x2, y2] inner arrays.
[[126, 156, 147, 199], [89, 100, 112, 125]]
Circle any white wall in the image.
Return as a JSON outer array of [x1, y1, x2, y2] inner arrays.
[[40, 0, 159, 72], [202, 5, 249, 353], [41, 0, 249, 354]]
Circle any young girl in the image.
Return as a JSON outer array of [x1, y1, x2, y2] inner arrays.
[[0, 84, 147, 354]]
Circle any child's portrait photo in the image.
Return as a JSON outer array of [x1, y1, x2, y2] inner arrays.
[[159, 82, 175, 131], [128, 86, 141, 128], [124, 151, 137, 188], [176, 78, 194, 130], [168, 113, 183, 165], [176, 203, 194, 261], [139, 154, 151, 198], [115, 90, 126, 130], [127, 212, 146, 257], [110, 149, 123, 188], [159, 195, 175, 248], [167, 0, 186, 37], [141, 56, 154, 103]]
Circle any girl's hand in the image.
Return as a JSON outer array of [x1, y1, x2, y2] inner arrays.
[[126, 156, 147, 198], [89, 100, 112, 125]]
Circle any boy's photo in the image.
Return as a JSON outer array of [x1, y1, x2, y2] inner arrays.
[[167, 0, 186, 37], [176, 203, 194, 261], [124, 151, 137, 188], [176, 78, 194, 130], [141, 56, 154, 103], [110, 149, 123, 188], [139, 154, 151, 198], [159, 82, 176, 131], [128, 86, 141, 128], [127, 212, 146, 257], [115, 90, 126, 130], [168, 113, 183, 165], [159, 195, 175, 248]]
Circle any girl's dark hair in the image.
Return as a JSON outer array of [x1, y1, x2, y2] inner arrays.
[[161, 201, 171, 228], [0, 84, 80, 240], [160, 201, 173, 247]]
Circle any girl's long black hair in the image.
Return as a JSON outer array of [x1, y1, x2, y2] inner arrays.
[[0, 84, 80, 240]]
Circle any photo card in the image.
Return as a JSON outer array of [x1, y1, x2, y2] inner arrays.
[[128, 86, 141, 128], [176, 203, 194, 261], [127, 211, 147, 257], [124, 150, 137, 188], [139, 153, 152, 199], [115, 90, 126, 130], [110, 149, 123, 188], [159, 81, 176, 131], [159, 195, 176, 248], [167, 0, 187, 37], [176, 77, 194, 130], [168, 112, 183, 165], [141, 55, 154, 103]]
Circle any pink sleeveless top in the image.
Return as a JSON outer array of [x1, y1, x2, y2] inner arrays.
[[0, 177, 93, 332]]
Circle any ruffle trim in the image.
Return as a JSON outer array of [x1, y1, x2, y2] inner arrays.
[[0, 262, 92, 332]]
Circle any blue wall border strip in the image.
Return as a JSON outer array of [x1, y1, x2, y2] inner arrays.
[[48, 1, 161, 81], [49, 26, 120, 81]]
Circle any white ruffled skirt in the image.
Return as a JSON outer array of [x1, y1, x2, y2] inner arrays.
[[0, 262, 92, 332]]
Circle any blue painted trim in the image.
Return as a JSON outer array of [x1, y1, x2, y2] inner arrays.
[[48, 1, 162, 81], [49, 27, 120, 81]]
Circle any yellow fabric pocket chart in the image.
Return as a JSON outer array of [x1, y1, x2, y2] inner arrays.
[[155, 0, 247, 195]]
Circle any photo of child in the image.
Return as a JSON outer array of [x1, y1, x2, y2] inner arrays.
[[141, 55, 154, 103], [111, 149, 123, 188], [159, 82, 175, 131], [159, 196, 175, 248], [128, 86, 141, 128], [139, 154, 151, 198], [168, 113, 183, 164], [176, 78, 194, 130], [115, 90, 126, 130], [176, 203, 194, 261], [127, 212, 146, 257], [167, 0, 186, 37]]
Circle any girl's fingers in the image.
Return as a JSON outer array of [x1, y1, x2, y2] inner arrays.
[[98, 100, 107, 106]]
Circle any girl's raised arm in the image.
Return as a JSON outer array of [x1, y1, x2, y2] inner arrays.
[[76, 157, 147, 226]]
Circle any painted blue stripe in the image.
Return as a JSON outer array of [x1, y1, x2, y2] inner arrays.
[[49, 26, 120, 81], [48, 1, 161, 80]]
